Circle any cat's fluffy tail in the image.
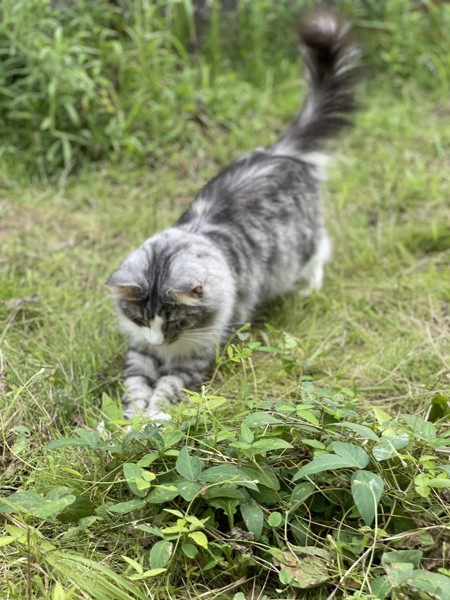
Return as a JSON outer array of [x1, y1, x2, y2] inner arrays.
[[272, 11, 360, 164]]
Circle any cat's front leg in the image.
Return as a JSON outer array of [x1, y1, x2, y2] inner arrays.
[[150, 357, 213, 418], [122, 348, 161, 419]]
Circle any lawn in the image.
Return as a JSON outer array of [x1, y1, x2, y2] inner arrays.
[[1, 2, 449, 599]]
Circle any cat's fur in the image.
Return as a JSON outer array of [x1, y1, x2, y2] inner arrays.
[[107, 12, 360, 420]]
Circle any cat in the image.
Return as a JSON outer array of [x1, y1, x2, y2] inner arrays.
[[107, 11, 360, 420]]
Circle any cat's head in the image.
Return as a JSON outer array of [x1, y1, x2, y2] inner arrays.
[[107, 246, 218, 347]]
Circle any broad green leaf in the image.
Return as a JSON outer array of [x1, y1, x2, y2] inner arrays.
[[370, 575, 391, 600], [5, 525, 27, 544], [163, 430, 184, 450], [296, 408, 320, 426], [302, 439, 326, 450], [242, 412, 283, 428], [188, 531, 208, 549], [249, 484, 279, 506], [372, 435, 409, 461], [429, 476, 450, 489], [293, 455, 364, 481], [199, 465, 258, 491], [400, 414, 437, 441], [11, 434, 28, 455], [145, 485, 179, 504], [136, 524, 164, 538], [279, 568, 292, 585], [384, 562, 415, 588], [78, 516, 100, 530], [0, 491, 44, 514], [330, 422, 380, 442], [0, 536, 17, 547], [240, 497, 264, 540], [45, 487, 74, 501], [164, 510, 183, 518], [157, 520, 186, 535], [185, 514, 209, 530], [290, 482, 315, 506], [373, 407, 392, 428], [123, 463, 155, 497], [289, 556, 329, 589], [45, 437, 89, 450], [289, 545, 331, 560], [45, 429, 100, 450], [57, 496, 95, 523], [123, 425, 163, 449], [137, 452, 159, 467], [240, 464, 280, 491], [176, 447, 204, 482], [101, 392, 123, 421], [267, 511, 283, 528], [73, 429, 100, 448], [10, 426, 30, 434], [203, 486, 245, 500], [351, 470, 384, 526], [272, 549, 329, 589], [175, 479, 203, 501], [229, 440, 252, 450], [240, 422, 254, 444], [122, 555, 143, 574], [129, 568, 167, 580], [208, 497, 239, 521], [33, 495, 76, 519], [181, 541, 198, 559], [403, 570, 450, 599], [251, 438, 293, 453], [149, 540, 173, 569], [382, 549, 423, 568], [414, 474, 431, 498], [331, 442, 369, 468], [108, 499, 146, 514]]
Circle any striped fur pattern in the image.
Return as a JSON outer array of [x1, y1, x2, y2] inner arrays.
[[107, 11, 360, 420]]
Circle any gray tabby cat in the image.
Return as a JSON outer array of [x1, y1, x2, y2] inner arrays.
[[107, 12, 360, 420]]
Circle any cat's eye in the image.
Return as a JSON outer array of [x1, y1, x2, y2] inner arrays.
[[134, 318, 149, 327]]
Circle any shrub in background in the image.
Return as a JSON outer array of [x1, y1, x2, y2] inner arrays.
[[0, 0, 449, 177]]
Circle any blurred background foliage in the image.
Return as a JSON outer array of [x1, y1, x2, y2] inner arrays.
[[0, 0, 448, 177]]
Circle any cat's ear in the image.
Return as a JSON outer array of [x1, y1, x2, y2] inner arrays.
[[106, 271, 144, 301], [172, 281, 203, 305]]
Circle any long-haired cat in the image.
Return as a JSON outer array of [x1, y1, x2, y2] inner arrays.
[[107, 12, 360, 420]]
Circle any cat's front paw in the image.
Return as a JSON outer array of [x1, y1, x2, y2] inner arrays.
[[124, 404, 171, 421], [122, 396, 171, 421]]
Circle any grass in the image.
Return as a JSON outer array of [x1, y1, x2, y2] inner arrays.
[[1, 3, 450, 598], [2, 80, 447, 420]]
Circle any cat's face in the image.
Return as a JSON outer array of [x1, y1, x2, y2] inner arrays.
[[107, 250, 216, 347], [113, 283, 215, 346]]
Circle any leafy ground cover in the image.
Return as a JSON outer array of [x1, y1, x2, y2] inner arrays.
[[1, 1, 450, 599]]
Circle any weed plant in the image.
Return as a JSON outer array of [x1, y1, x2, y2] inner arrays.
[[2, 366, 450, 599]]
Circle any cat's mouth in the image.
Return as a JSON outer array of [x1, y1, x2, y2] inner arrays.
[[142, 329, 166, 347]]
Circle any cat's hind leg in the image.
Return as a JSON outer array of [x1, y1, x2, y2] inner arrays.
[[298, 234, 331, 296]]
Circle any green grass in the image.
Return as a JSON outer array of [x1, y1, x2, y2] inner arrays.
[[1, 78, 449, 599], [1, 2, 450, 597]]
